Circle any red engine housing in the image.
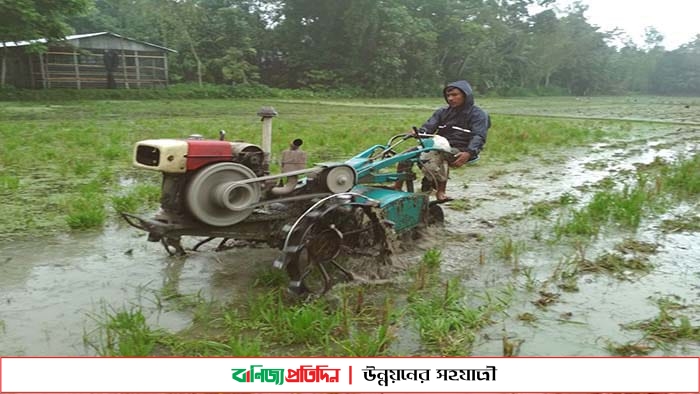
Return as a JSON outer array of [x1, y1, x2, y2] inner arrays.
[[185, 140, 235, 171]]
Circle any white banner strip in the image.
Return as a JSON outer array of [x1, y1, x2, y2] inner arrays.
[[1, 357, 698, 393]]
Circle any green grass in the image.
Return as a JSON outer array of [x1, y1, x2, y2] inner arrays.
[[66, 191, 107, 229], [0, 98, 618, 238], [495, 236, 526, 265], [481, 116, 611, 162], [0, 173, 20, 190], [81, 249, 511, 356], [555, 174, 656, 237], [421, 248, 442, 270], [408, 279, 488, 355], [111, 184, 161, 213], [527, 200, 560, 218], [84, 305, 161, 356], [411, 248, 442, 291], [406, 248, 512, 355], [555, 154, 700, 239], [661, 154, 700, 197], [252, 267, 290, 288]]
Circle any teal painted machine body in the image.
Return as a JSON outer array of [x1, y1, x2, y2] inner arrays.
[[332, 133, 447, 233], [350, 185, 428, 234], [344, 134, 446, 185]]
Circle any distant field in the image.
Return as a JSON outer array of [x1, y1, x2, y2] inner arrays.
[[0, 96, 692, 238]]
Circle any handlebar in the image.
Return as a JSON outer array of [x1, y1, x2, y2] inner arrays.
[[389, 131, 434, 144], [409, 126, 435, 139], [378, 127, 437, 159]]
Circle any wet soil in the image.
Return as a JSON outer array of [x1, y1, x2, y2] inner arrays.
[[1, 104, 698, 356], [430, 126, 700, 356]]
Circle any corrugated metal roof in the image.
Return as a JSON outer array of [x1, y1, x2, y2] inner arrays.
[[2, 31, 176, 52]]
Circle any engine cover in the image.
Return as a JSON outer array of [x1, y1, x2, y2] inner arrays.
[[132, 139, 264, 174], [133, 139, 188, 173]]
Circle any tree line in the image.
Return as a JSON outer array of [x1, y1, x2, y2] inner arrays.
[[3, 0, 700, 96]]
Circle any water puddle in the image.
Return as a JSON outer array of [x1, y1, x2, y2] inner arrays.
[[0, 224, 279, 355]]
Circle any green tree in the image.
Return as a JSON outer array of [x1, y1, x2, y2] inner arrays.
[[528, 9, 568, 89], [548, 3, 613, 95], [45, 0, 690, 95], [270, 0, 438, 94], [0, 0, 89, 87], [651, 35, 700, 95]]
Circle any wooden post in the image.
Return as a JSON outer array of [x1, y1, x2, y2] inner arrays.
[[39, 52, 47, 88], [46, 52, 52, 88], [73, 50, 81, 89], [163, 53, 169, 86], [134, 50, 141, 88], [28, 54, 35, 88], [120, 49, 129, 89], [1, 43, 6, 88]]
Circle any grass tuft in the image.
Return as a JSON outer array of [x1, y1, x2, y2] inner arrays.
[[66, 192, 106, 229], [576, 252, 653, 280], [111, 184, 161, 213], [408, 279, 510, 355], [495, 236, 525, 265], [84, 305, 161, 356], [0, 173, 20, 190], [660, 215, 700, 233], [608, 295, 700, 354]]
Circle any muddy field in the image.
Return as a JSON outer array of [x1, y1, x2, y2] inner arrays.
[[0, 96, 698, 356]]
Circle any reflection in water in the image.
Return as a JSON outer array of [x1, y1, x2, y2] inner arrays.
[[0, 227, 202, 355]]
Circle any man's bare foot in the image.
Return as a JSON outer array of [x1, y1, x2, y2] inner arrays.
[[435, 181, 450, 201], [436, 192, 451, 202]]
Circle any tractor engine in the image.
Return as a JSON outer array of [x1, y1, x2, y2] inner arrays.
[[133, 135, 265, 227]]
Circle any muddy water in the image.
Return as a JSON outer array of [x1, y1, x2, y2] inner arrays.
[[0, 225, 278, 355], [437, 126, 700, 355], [1, 122, 698, 356]]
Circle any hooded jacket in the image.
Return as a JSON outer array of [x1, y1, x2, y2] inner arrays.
[[418, 80, 490, 157]]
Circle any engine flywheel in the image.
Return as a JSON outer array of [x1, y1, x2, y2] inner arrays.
[[185, 162, 260, 226]]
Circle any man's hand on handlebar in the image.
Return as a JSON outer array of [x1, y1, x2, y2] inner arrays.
[[450, 151, 471, 167], [409, 130, 433, 139]]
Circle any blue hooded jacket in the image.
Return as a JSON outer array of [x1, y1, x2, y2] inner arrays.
[[418, 80, 490, 157]]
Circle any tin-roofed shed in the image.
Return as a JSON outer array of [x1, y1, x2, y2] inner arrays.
[[2, 32, 176, 89]]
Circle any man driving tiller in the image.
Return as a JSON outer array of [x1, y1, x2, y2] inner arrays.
[[394, 80, 490, 202]]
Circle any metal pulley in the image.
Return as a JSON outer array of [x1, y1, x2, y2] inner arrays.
[[185, 162, 261, 226], [320, 165, 356, 193]]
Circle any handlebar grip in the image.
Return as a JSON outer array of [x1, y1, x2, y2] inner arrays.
[[410, 126, 433, 138]]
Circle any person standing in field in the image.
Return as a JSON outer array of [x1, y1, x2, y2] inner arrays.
[[395, 80, 490, 201]]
